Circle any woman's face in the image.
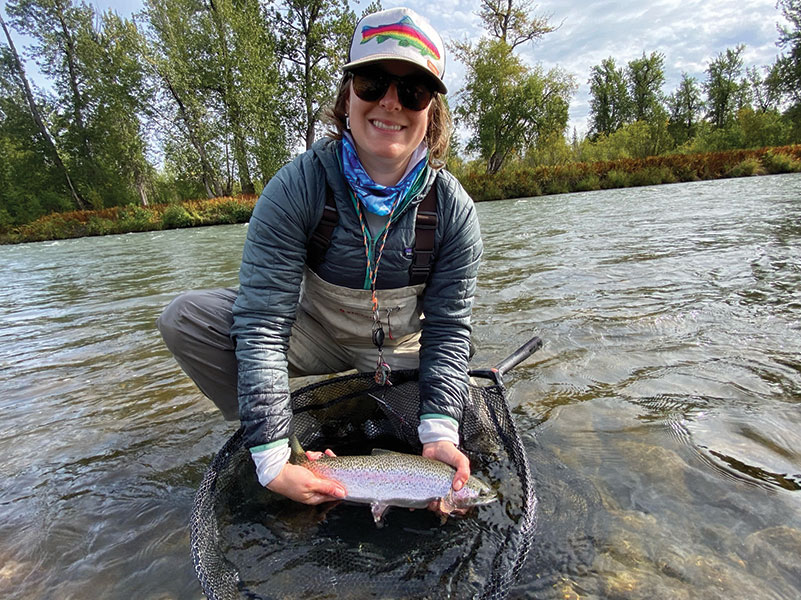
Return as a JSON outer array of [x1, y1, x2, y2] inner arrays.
[[346, 61, 433, 184]]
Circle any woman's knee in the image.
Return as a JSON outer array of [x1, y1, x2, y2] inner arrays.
[[156, 291, 197, 352]]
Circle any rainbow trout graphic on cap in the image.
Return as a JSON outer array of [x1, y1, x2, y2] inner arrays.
[[360, 15, 441, 61], [343, 7, 448, 93]]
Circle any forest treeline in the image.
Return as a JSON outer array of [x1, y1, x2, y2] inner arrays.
[[1, 0, 800, 236], [4, 144, 799, 244]]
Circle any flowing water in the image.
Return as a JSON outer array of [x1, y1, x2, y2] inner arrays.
[[1, 174, 800, 599]]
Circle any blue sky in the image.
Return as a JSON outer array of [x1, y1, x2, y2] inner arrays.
[[3, 0, 790, 135]]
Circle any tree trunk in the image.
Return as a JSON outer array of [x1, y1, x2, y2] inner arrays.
[[0, 12, 87, 210], [54, 0, 96, 175], [163, 76, 224, 198]]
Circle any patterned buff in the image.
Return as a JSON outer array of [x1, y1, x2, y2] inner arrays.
[[341, 133, 427, 216]]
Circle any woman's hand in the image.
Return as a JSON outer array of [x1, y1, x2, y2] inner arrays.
[[422, 440, 470, 490], [422, 441, 471, 517], [266, 461, 346, 505]]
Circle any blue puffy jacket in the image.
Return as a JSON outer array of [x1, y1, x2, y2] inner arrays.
[[231, 137, 483, 449]]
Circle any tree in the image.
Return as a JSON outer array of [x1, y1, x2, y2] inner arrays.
[[588, 57, 629, 137], [667, 73, 704, 145], [270, 0, 355, 150], [627, 51, 666, 122], [452, 0, 569, 174], [141, 0, 287, 198], [7, 0, 153, 209], [477, 0, 555, 50], [704, 45, 748, 129], [773, 0, 801, 105], [0, 10, 85, 210], [141, 0, 226, 198]]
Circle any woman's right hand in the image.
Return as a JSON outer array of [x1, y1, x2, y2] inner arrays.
[[266, 462, 347, 505]]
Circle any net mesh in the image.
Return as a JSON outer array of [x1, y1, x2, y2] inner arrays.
[[190, 369, 536, 600]]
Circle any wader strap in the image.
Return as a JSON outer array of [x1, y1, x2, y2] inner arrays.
[[306, 181, 438, 285], [408, 184, 437, 285], [307, 184, 339, 269]]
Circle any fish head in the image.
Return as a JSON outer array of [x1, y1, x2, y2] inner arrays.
[[452, 475, 498, 507]]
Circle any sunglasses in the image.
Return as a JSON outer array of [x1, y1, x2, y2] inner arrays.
[[350, 68, 436, 112]]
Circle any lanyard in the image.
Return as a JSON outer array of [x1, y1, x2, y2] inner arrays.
[[353, 190, 399, 386]]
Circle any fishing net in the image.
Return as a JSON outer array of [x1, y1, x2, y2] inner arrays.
[[191, 364, 537, 600]]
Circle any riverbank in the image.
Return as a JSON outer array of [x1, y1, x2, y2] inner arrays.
[[460, 144, 801, 201], [2, 145, 800, 245]]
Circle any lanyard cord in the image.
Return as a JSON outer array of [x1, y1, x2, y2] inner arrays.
[[353, 190, 400, 315], [353, 190, 401, 386]]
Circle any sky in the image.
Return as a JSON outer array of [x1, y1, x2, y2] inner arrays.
[[2, 0, 791, 136]]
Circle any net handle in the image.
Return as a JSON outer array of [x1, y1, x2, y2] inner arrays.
[[470, 335, 543, 385]]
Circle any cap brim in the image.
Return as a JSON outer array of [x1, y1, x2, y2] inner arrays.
[[343, 56, 448, 94]]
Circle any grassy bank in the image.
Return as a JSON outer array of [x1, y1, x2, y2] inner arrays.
[[2, 145, 800, 245], [0, 195, 257, 244], [461, 144, 801, 201]]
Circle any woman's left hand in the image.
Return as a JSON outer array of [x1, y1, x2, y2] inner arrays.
[[422, 440, 470, 489]]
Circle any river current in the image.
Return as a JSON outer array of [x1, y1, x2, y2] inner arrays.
[[1, 174, 799, 599]]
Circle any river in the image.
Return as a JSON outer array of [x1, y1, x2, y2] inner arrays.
[[1, 173, 799, 599]]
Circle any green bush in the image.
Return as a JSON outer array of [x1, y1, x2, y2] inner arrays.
[[86, 216, 116, 236], [118, 206, 159, 232], [162, 204, 194, 229], [215, 199, 253, 223], [761, 150, 801, 174], [575, 174, 601, 192], [603, 169, 631, 189], [726, 158, 765, 177]]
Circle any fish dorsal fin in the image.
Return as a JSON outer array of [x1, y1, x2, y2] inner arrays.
[[371, 448, 405, 456], [288, 435, 309, 465]]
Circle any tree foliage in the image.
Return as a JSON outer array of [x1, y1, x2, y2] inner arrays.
[[2, 0, 801, 230], [588, 57, 629, 138], [667, 73, 704, 145], [270, 0, 356, 150], [704, 45, 748, 129], [627, 51, 666, 122], [452, 0, 571, 174]]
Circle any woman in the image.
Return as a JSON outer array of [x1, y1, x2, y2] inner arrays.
[[157, 7, 483, 507]]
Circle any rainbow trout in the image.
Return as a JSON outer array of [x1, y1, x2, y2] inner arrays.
[[290, 436, 497, 526]]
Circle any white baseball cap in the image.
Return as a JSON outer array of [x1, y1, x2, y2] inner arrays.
[[343, 7, 448, 94]]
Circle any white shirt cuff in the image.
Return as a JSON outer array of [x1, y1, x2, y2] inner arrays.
[[250, 440, 291, 487], [418, 415, 460, 446]]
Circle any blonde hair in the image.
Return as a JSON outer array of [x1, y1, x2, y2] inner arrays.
[[324, 73, 452, 166]]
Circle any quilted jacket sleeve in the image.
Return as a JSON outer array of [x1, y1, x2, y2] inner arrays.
[[230, 157, 318, 450], [418, 172, 483, 425]]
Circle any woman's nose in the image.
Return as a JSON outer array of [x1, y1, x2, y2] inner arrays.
[[379, 82, 402, 110]]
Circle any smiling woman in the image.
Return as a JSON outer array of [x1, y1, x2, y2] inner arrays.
[[156, 7, 484, 513]]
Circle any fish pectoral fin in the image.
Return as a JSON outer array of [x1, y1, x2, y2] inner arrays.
[[437, 494, 460, 525], [438, 496, 457, 515], [371, 502, 390, 527]]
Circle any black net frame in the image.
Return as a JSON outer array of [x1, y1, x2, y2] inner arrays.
[[190, 368, 537, 600]]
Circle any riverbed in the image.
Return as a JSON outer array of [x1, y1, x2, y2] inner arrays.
[[1, 174, 799, 599]]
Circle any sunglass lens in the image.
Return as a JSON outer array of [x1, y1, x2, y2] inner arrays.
[[398, 80, 433, 111], [351, 70, 434, 111], [352, 72, 388, 102]]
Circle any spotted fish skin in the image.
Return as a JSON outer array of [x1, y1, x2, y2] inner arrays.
[[290, 437, 497, 525]]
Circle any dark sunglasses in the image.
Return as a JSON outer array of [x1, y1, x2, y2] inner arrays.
[[350, 68, 436, 112]]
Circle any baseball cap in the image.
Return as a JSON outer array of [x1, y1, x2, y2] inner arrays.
[[343, 7, 448, 94]]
